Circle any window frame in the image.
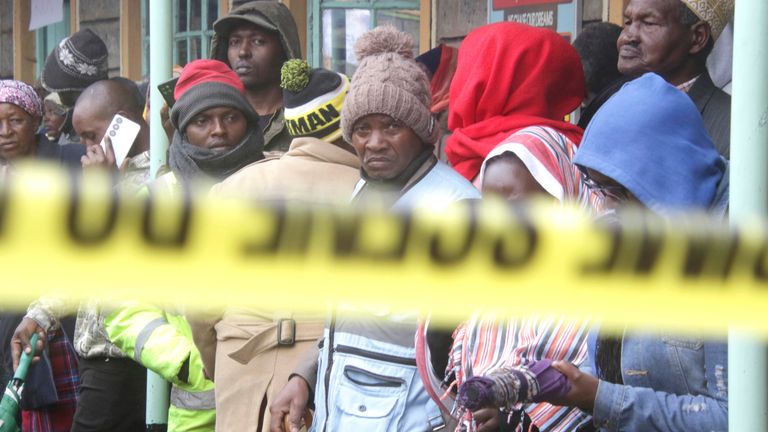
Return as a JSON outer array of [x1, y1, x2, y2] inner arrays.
[[308, 0, 423, 69], [35, 1, 71, 78], [141, 0, 219, 76]]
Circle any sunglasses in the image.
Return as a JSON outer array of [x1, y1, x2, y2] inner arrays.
[[580, 170, 631, 203]]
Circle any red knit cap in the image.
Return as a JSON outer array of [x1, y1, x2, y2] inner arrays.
[[174, 59, 245, 100]]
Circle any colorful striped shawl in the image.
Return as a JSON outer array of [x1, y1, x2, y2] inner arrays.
[[478, 126, 591, 206], [448, 314, 592, 431]]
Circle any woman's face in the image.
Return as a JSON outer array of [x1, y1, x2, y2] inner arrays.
[[0, 103, 39, 160], [482, 154, 548, 201]]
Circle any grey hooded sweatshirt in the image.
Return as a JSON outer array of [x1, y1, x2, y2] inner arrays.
[[211, 1, 302, 155]]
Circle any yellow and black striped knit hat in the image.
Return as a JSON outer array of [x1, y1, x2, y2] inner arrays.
[[281, 59, 349, 143]]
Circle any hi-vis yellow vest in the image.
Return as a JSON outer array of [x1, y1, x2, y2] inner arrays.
[[106, 302, 215, 432]]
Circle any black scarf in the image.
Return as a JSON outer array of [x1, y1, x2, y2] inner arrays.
[[169, 128, 264, 183]]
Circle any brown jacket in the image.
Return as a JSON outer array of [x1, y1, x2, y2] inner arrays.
[[190, 137, 360, 432], [212, 136, 361, 202]]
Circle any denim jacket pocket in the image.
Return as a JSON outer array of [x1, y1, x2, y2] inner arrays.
[[661, 335, 704, 350], [659, 335, 706, 394]]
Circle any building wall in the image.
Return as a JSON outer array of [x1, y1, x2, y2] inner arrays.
[[583, 0, 604, 23], [79, 0, 121, 77], [434, 0, 487, 46], [0, 0, 13, 79]]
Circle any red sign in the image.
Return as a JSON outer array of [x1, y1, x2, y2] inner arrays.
[[493, 0, 570, 10]]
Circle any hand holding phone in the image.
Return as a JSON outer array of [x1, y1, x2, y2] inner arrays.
[[158, 77, 179, 108], [100, 114, 141, 168]]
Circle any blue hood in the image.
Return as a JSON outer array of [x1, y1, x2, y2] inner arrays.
[[574, 73, 725, 214]]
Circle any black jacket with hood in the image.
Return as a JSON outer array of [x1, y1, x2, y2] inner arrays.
[[211, 1, 302, 156]]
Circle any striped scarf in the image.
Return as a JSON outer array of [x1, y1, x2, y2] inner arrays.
[[438, 126, 597, 431], [448, 314, 592, 431], [478, 126, 594, 207]]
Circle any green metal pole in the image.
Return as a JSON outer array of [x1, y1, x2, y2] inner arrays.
[[146, 0, 172, 430], [728, 0, 768, 430], [146, 370, 170, 431], [149, 0, 173, 178]]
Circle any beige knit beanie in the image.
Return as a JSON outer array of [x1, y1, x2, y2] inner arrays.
[[341, 26, 438, 145]]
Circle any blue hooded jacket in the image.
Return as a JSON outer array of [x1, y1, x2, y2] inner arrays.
[[574, 73, 726, 214]]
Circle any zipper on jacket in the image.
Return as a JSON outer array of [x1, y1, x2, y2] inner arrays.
[[334, 344, 417, 366], [321, 312, 336, 432]]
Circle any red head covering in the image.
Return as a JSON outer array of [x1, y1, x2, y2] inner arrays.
[[174, 59, 245, 100], [429, 44, 458, 113], [446, 22, 585, 181]]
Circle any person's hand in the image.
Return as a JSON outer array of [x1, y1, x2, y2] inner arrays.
[[472, 406, 502, 432], [81, 136, 117, 169], [549, 360, 598, 411], [160, 102, 175, 142], [11, 317, 46, 370], [269, 375, 310, 432]]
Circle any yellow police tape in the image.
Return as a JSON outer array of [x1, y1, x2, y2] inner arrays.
[[1, 163, 765, 336]]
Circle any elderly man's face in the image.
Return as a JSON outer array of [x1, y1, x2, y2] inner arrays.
[[351, 114, 426, 181], [617, 0, 692, 80]]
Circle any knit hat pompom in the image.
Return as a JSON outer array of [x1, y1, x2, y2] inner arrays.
[[283, 64, 348, 142], [342, 26, 437, 146], [281, 59, 311, 92], [354, 25, 414, 61]]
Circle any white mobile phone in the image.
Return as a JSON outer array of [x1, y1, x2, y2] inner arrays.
[[100, 114, 140, 168]]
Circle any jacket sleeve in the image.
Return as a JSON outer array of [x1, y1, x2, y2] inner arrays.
[[591, 342, 728, 432], [186, 314, 221, 381], [292, 336, 321, 394], [105, 302, 193, 386], [26, 296, 75, 331]]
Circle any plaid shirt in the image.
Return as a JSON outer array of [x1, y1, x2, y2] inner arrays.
[[22, 328, 79, 432]]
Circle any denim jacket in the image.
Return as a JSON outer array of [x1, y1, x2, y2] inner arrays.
[[584, 329, 728, 432]]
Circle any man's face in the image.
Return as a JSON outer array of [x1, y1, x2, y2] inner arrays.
[[226, 23, 284, 89], [617, 0, 692, 80], [184, 106, 248, 153], [351, 114, 426, 181], [0, 103, 38, 160], [72, 101, 112, 149]]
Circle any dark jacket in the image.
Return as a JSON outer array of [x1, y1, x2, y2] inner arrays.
[[688, 71, 731, 159], [36, 134, 86, 169], [210, 1, 302, 155]]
